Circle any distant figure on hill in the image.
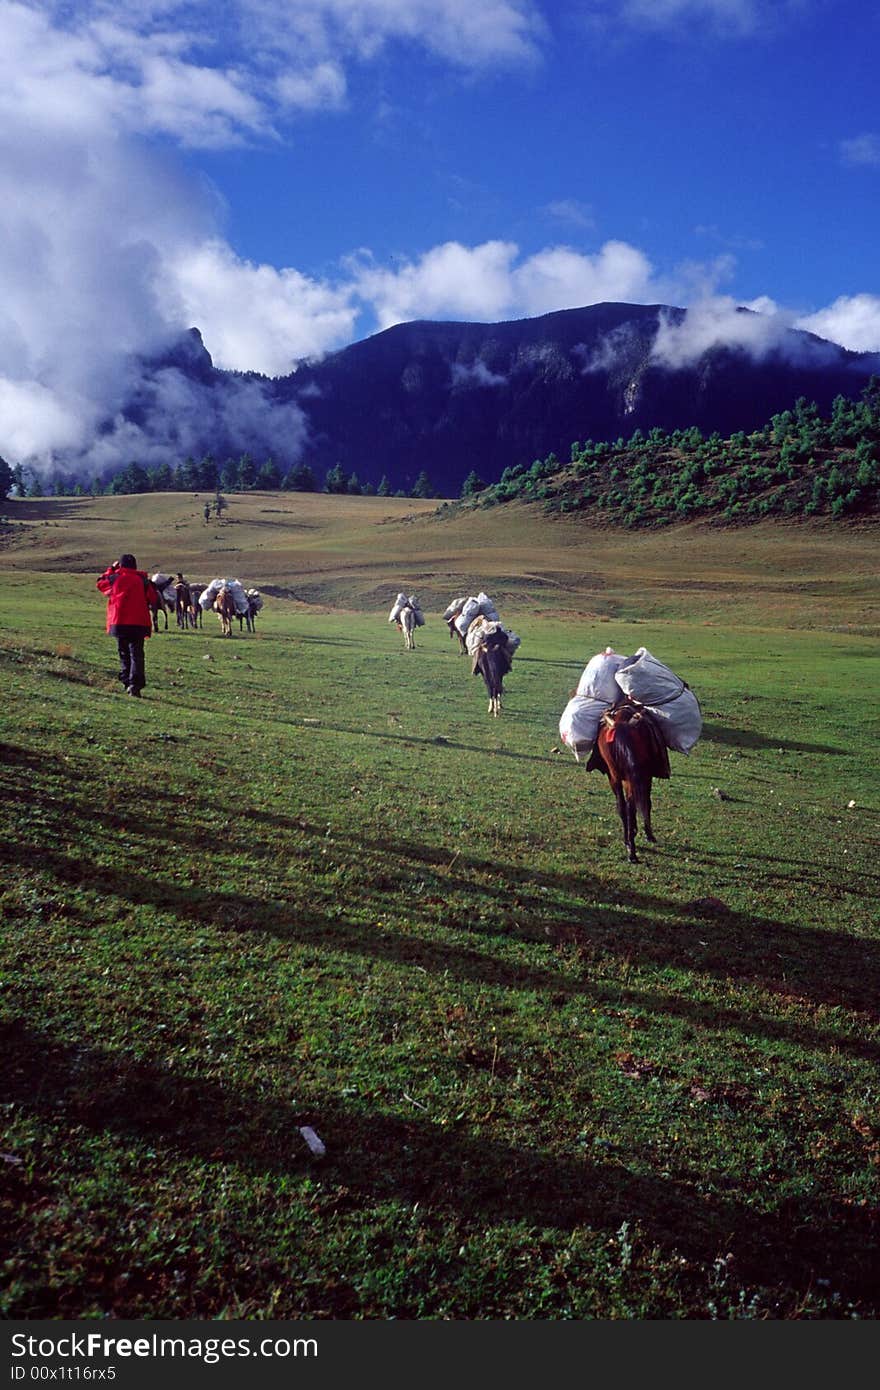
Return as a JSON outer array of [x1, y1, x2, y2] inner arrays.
[[203, 503, 211, 524], [96, 554, 159, 698]]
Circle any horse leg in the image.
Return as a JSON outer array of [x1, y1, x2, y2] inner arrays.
[[609, 775, 636, 862], [621, 779, 639, 862], [638, 779, 657, 843]]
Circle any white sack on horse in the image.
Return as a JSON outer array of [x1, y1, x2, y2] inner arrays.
[[225, 579, 250, 615], [559, 695, 609, 761], [466, 619, 520, 659], [389, 592, 409, 623], [443, 597, 468, 620], [454, 596, 481, 636], [465, 615, 489, 655], [576, 648, 632, 703], [201, 577, 249, 614], [475, 591, 501, 623], [615, 647, 702, 753], [151, 573, 176, 603], [407, 595, 425, 627]]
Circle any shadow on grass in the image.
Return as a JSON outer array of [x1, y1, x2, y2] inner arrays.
[[281, 719, 560, 764], [2, 1020, 878, 1317], [3, 744, 879, 1032], [2, 819, 879, 1066], [701, 722, 844, 755]]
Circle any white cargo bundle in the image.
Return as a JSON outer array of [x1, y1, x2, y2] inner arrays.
[[454, 591, 500, 636], [150, 573, 176, 603], [200, 577, 250, 614], [465, 619, 521, 657], [615, 647, 702, 753], [559, 695, 609, 761], [388, 592, 409, 622], [443, 597, 468, 620], [454, 596, 481, 636], [465, 616, 490, 655], [576, 647, 632, 703], [407, 595, 426, 627], [475, 591, 500, 623]]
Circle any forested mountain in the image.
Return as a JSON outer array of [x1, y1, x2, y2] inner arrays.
[[7, 303, 880, 501], [272, 303, 880, 497], [454, 381, 880, 527]]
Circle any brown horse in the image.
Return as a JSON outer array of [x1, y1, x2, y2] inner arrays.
[[213, 586, 237, 637], [173, 579, 196, 629], [586, 701, 670, 862]]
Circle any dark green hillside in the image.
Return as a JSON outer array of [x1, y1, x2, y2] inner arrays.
[[461, 381, 880, 527]]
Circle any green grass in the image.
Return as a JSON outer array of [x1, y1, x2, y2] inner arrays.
[[1, 548, 879, 1319]]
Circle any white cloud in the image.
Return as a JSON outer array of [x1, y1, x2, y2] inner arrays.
[[648, 292, 880, 369], [797, 295, 880, 353], [0, 378, 88, 460], [543, 198, 596, 230], [650, 295, 798, 368], [741, 294, 779, 315], [349, 240, 521, 327], [584, 0, 768, 36], [350, 238, 658, 328], [451, 360, 508, 388], [276, 61, 347, 112], [839, 133, 880, 168], [513, 241, 655, 316], [162, 240, 359, 374], [243, 0, 546, 69]]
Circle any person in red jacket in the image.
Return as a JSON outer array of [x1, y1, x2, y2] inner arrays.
[[96, 554, 159, 697]]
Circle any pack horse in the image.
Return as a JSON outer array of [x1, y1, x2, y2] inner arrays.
[[388, 592, 424, 650]]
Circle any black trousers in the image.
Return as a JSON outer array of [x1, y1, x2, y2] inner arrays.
[[113, 627, 147, 692]]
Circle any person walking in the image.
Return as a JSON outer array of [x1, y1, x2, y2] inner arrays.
[[97, 554, 158, 697]]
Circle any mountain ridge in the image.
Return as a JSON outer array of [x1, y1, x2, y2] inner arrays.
[[72, 303, 880, 497]]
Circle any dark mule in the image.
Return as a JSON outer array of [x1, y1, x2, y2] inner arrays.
[[147, 592, 169, 632], [586, 701, 670, 862], [472, 628, 512, 717], [213, 586, 237, 637], [188, 585, 204, 627], [237, 596, 259, 633]]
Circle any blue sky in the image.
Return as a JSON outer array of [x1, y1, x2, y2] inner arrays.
[[1, 0, 878, 465], [196, 1, 877, 314]]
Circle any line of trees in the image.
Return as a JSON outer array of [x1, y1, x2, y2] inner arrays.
[[3, 454, 440, 502]]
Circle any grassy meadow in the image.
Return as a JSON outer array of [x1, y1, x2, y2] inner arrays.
[[1, 491, 878, 1319]]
